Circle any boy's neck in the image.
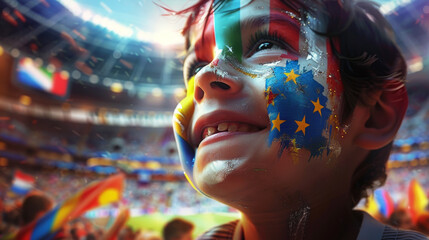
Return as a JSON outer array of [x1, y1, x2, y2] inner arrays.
[[239, 194, 362, 240]]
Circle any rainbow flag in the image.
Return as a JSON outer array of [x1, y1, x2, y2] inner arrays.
[[408, 179, 428, 223], [15, 174, 125, 240], [374, 189, 394, 218]]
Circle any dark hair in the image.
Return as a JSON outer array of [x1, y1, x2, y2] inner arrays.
[[21, 193, 54, 225], [317, 0, 407, 207], [169, 0, 407, 208], [162, 218, 194, 240]]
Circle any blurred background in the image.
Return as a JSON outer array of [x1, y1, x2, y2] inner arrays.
[[0, 0, 428, 238]]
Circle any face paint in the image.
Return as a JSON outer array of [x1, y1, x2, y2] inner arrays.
[[325, 38, 344, 161], [176, 0, 343, 189], [173, 77, 198, 190], [266, 59, 332, 158], [213, 0, 243, 60], [264, 11, 334, 159]]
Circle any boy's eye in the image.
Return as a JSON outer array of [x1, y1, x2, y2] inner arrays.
[[247, 39, 288, 63], [186, 62, 208, 81], [246, 31, 294, 60], [257, 42, 274, 51], [192, 64, 205, 75]]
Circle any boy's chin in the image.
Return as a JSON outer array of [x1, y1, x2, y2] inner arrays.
[[192, 155, 306, 212], [194, 158, 248, 198], [191, 141, 333, 207], [192, 142, 288, 202]]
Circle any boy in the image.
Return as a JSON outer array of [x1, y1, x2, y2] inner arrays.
[[170, 0, 427, 239]]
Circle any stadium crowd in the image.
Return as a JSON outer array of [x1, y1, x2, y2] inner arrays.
[[1, 164, 428, 238]]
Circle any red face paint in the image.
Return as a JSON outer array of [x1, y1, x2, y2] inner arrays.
[[326, 38, 343, 95], [194, 14, 216, 63], [269, 1, 300, 59]]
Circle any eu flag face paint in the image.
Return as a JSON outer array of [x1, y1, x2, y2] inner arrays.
[[175, 0, 343, 191], [266, 60, 332, 158]]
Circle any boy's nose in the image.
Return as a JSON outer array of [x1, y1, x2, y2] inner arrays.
[[193, 64, 243, 103]]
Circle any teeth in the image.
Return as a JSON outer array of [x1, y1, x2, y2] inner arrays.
[[228, 124, 238, 132], [218, 123, 228, 131], [202, 122, 262, 142], [207, 127, 216, 136]]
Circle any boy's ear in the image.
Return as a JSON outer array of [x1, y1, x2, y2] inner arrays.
[[352, 87, 408, 150]]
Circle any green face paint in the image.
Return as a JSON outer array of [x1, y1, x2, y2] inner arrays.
[[214, 0, 243, 61]]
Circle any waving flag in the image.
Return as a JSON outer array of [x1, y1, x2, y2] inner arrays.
[[11, 170, 34, 195], [15, 174, 125, 240], [362, 194, 380, 217], [408, 179, 429, 223], [16, 57, 69, 97], [374, 189, 395, 218]]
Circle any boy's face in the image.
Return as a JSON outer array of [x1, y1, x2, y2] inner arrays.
[[173, 0, 345, 203]]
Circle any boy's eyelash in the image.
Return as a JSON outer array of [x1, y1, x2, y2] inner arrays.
[[186, 59, 199, 80], [246, 30, 292, 55]]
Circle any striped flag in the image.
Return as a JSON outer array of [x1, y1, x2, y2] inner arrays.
[[374, 189, 395, 218], [16, 57, 69, 97], [11, 170, 34, 195], [15, 174, 125, 240]]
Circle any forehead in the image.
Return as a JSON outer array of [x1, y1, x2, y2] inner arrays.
[[187, 0, 301, 53]]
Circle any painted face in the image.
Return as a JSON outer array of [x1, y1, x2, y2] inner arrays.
[[173, 0, 344, 197]]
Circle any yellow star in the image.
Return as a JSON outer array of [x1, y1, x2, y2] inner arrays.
[[311, 98, 324, 116], [271, 113, 286, 132], [284, 69, 300, 84], [295, 116, 310, 135]]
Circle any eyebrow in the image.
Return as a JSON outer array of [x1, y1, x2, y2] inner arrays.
[[241, 11, 300, 32]]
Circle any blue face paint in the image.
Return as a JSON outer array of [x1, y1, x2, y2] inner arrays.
[[266, 60, 332, 158], [174, 133, 195, 176]]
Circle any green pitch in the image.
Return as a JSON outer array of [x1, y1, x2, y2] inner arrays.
[[126, 212, 240, 237]]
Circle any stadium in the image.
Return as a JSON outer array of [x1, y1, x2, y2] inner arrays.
[[0, 0, 428, 239]]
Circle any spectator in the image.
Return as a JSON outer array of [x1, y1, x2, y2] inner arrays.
[[388, 208, 414, 230], [21, 192, 54, 225], [416, 213, 429, 235], [162, 218, 194, 240]]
